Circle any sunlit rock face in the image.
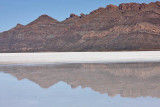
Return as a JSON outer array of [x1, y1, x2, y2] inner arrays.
[[0, 62, 160, 98], [0, 1, 160, 52]]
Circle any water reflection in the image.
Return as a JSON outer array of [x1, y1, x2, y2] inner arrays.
[[0, 62, 160, 98]]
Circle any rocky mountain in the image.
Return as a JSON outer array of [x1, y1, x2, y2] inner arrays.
[[0, 1, 160, 52]]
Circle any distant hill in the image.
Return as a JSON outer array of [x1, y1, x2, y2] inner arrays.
[[0, 1, 160, 52]]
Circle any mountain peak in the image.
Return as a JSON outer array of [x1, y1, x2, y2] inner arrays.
[[148, 1, 160, 7], [27, 14, 59, 26], [118, 1, 160, 11], [63, 14, 80, 22], [36, 14, 59, 23], [70, 14, 79, 18], [37, 14, 54, 20], [119, 2, 142, 10], [11, 23, 24, 30], [15, 24, 24, 28], [106, 4, 118, 10], [156, 1, 160, 5], [80, 13, 86, 18]]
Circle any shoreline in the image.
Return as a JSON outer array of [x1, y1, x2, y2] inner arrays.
[[0, 51, 160, 65]]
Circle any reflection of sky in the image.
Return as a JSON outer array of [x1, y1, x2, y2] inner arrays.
[[0, 72, 160, 107], [0, 0, 158, 32]]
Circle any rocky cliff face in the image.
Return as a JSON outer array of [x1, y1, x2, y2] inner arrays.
[[0, 1, 160, 52]]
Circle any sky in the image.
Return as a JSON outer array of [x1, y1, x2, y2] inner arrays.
[[0, 0, 158, 32]]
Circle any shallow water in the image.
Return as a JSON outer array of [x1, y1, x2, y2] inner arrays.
[[0, 63, 160, 107]]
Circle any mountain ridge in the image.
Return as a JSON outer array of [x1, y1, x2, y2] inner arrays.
[[4, 1, 160, 30], [0, 1, 160, 52]]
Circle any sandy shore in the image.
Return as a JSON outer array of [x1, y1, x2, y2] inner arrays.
[[0, 51, 160, 65]]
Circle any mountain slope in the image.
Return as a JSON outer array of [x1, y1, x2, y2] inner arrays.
[[0, 1, 160, 52]]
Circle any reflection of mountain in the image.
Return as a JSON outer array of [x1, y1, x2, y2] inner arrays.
[[0, 63, 160, 98]]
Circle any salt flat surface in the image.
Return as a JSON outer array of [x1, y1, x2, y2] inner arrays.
[[0, 51, 160, 64]]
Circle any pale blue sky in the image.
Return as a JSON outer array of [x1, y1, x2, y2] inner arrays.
[[0, 0, 158, 32]]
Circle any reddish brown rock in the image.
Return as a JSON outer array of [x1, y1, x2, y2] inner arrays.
[[106, 4, 118, 10], [69, 14, 79, 18], [156, 1, 160, 6], [27, 14, 59, 27], [0, 1, 160, 52], [119, 3, 142, 10], [80, 13, 85, 18], [11, 24, 24, 30], [90, 7, 105, 14], [139, 3, 148, 9]]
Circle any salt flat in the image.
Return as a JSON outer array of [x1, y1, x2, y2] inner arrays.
[[0, 51, 160, 65]]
